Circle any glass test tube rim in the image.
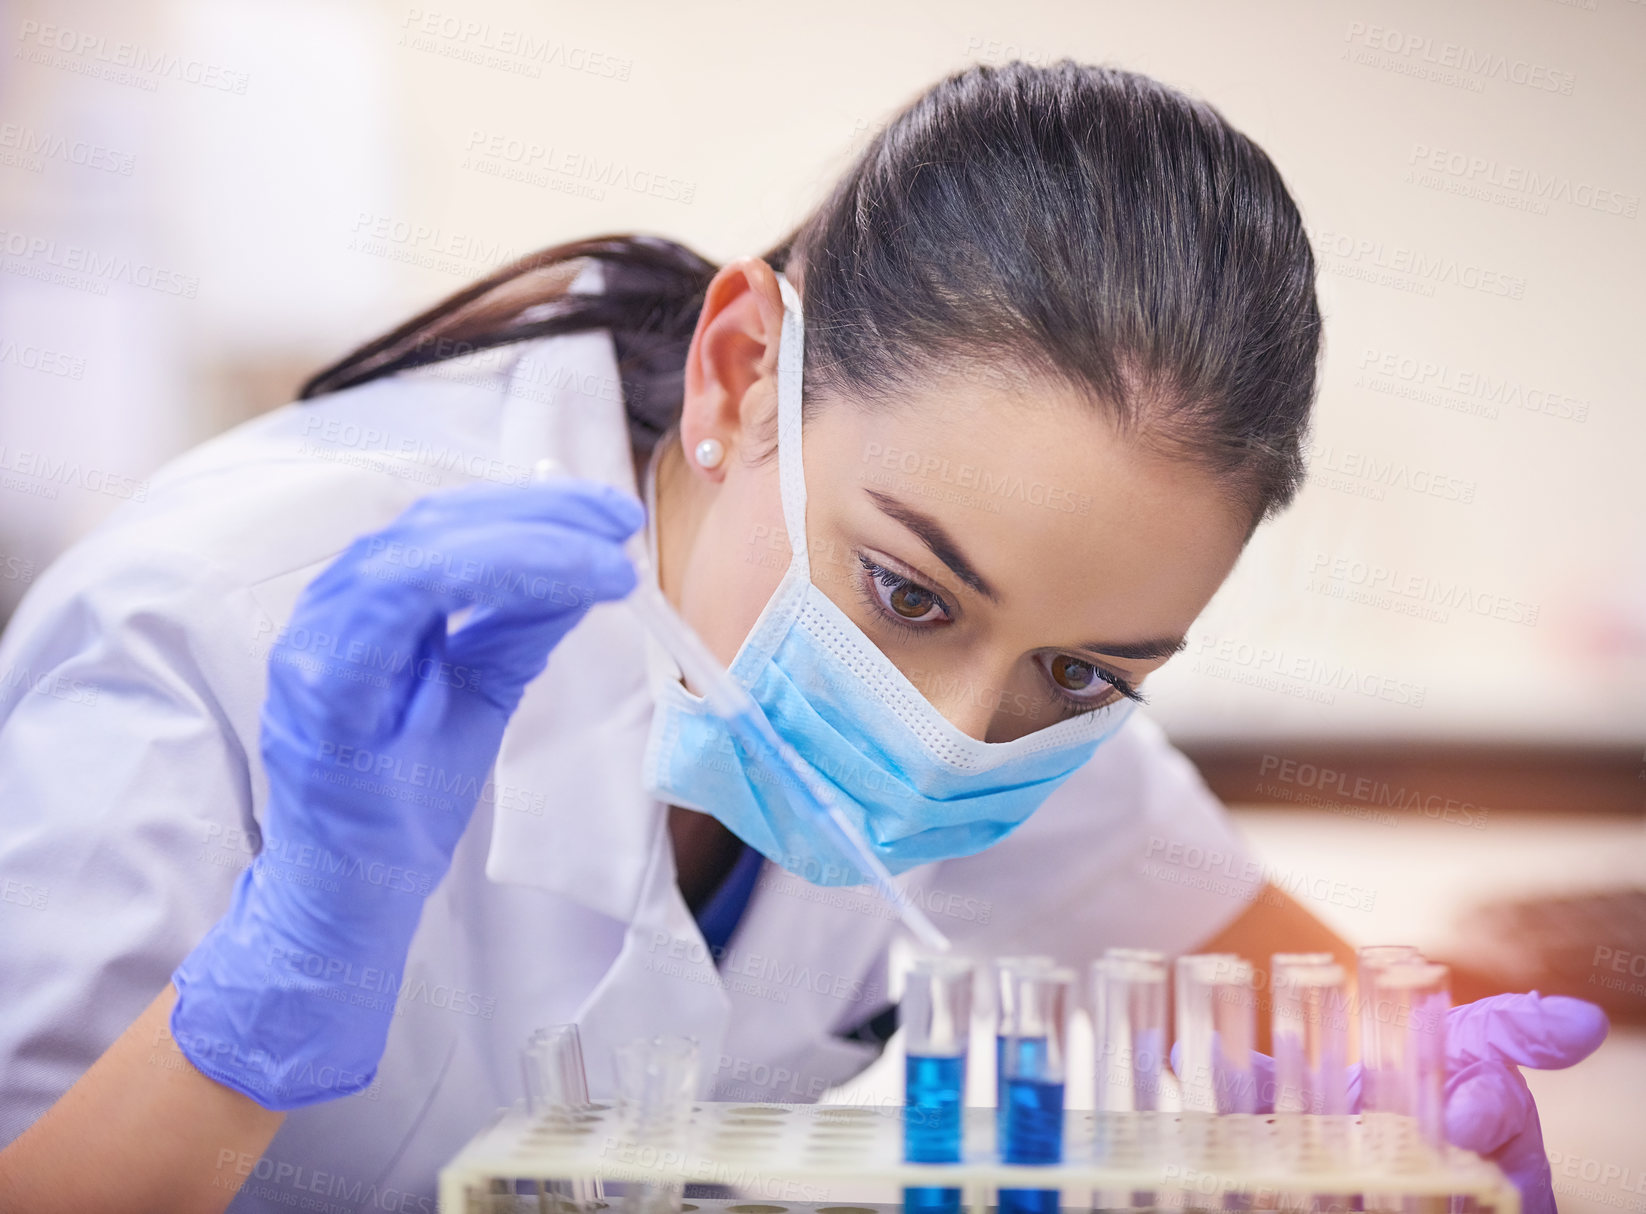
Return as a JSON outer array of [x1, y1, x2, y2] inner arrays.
[[1271, 951, 1337, 980], [1357, 946, 1425, 998], [614, 1034, 701, 1128], [1357, 945, 1423, 965], [1103, 947, 1168, 965], [1176, 952, 1247, 987], [1368, 960, 1453, 1036], [1274, 961, 1350, 1000], [1371, 960, 1451, 990]]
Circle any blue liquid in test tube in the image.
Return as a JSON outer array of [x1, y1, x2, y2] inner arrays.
[[993, 957, 1055, 1149], [998, 968, 1071, 1214], [905, 1053, 965, 1214], [904, 956, 974, 1214]]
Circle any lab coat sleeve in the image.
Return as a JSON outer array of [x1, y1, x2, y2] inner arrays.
[[0, 541, 267, 1147], [921, 710, 1266, 967]]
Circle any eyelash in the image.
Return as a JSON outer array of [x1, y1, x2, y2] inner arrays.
[[852, 553, 1149, 714]]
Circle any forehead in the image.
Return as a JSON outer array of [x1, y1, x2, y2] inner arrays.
[[803, 376, 1249, 636]]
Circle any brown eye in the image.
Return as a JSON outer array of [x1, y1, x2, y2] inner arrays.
[[888, 582, 937, 619], [857, 554, 951, 626], [1050, 654, 1100, 692]]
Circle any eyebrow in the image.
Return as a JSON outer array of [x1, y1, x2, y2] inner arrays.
[[864, 488, 1188, 663], [1073, 634, 1188, 662], [865, 489, 999, 602]]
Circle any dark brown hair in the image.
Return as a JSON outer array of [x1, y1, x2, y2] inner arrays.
[[301, 60, 1321, 527]]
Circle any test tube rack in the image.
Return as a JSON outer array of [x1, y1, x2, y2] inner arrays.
[[438, 1101, 1519, 1213]]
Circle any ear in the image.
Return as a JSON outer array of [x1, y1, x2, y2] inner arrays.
[[678, 257, 786, 481]]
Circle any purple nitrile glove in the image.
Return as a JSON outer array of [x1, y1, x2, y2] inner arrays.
[[1174, 992, 1609, 1214], [170, 478, 645, 1109], [1442, 992, 1608, 1214]]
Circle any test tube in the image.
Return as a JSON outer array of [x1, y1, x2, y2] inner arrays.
[[522, 1023, 592, 1115], [1092, 957, 1168, 1213], [522, 1025, 602, 1211], [1272, 964, 1351, 1115], [998, 966, 1072, 1214], [1092, 957, 1168, 1112], [904, 956, 975, 1214], [1272, 964, 1352, 1214], [1174, 955, 1255, 1114], [1356, 945, 1422, 1111], [614, 1035, 700, 1214], [1364, 963, 1450, 1155], [995, 956, 1056, 1148]]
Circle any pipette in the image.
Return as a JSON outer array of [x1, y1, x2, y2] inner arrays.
[[531, 459, 951, 953]]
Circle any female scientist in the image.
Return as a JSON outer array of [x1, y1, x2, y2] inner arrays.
[[0, 62, 1605, 1214]]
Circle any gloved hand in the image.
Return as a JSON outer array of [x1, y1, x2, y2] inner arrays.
[[1176, 991, 1608, 1214], [171, 478, 644, 1109], [1442, 993, 1607, 1214]]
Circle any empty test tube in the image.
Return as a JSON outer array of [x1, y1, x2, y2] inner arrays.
[[1174, 953, 1235, 1113], [1272, 963, 1350, 1115], [522, 1025, 601, 1211], [614, 1035, 700, 1214], [523, 1024, 592, 1115], [1272, 965, 1353, 1214], [1092, 957, 1168, 1213], [1091, 957, 1168, 1112], [1356, 945, 1422, 1111], [904, 956, 975, 1214], [1175, 955, 1256, 1114], [998, 965, 1072, 1214], [1364, 962, 1451, 1155]]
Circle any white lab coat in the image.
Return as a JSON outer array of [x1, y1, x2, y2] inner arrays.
[[0, 263, 1264, 1211]]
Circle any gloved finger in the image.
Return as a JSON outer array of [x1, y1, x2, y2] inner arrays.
[[297, 519, 637, 656], [1250, 1050, 1276, 1114], [1168, 1038, 1273, 1113], [447, 529, 639, 621], [1447, 992, 1609, 1071], [1445, 1058, 1536, 1157], [290, 474, 641, 639], [1445, 1059, 1554, 1214], [269, 529, 630, 742], [400, 477, 646, 540], [1259, 1050, 1362, 1114], [442, 602, 605, 710], [269, 522, 636, 748]]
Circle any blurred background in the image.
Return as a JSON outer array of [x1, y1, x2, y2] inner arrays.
[[1, 0, 1641, 1207]]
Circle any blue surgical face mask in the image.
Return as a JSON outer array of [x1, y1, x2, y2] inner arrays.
[[639, 273, 1137, 886]]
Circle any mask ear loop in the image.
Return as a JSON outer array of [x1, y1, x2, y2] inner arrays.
[[774, 273, 810, 582]]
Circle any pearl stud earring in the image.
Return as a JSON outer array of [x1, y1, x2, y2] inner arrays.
[[694, 438, 725, 470]]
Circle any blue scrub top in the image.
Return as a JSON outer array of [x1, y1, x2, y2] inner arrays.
[[692, 842, 764, 959]]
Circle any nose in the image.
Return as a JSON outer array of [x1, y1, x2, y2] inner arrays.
[[910, 662, 1030, 744]]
